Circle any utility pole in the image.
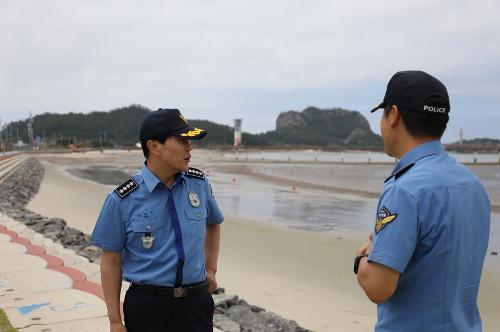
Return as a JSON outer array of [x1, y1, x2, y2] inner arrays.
[[27, 111, 34, 147], [5, 124, 8, 149]]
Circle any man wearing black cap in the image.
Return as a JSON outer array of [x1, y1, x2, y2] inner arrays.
[[91, 108, 224, 332], [354, 71, 490, 331]]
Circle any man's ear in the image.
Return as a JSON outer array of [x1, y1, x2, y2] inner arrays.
[[389, 105, 400, 128], [147, 140, 161, 156]]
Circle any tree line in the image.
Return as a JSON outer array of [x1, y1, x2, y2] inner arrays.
[[0, 104, 382, 149]]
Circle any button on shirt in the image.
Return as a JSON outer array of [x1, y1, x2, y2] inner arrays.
[[91, 165, 224, 286], [369, 141, 490, 332]]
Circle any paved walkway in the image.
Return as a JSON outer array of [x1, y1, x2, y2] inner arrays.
[[0, 214, 222, 332]]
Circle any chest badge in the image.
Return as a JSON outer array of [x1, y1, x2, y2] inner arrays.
[[141, 233, 155, 249], [188, 192, 201, 208]]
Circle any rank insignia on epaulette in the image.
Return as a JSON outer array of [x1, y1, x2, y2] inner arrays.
[[375, 206, 397, 234], [114, 178, 139, 198], [186, 167, 205, 179]]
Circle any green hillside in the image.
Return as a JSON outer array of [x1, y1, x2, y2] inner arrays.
[[244, 106, 381, 147], [1, 105, 382, 148]]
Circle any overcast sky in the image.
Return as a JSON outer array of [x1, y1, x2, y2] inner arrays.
[[1, 0, 499, 143]]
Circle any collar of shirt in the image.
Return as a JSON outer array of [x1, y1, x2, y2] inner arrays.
[[139, 163, 186, 193], [392, 140, 444, 175]]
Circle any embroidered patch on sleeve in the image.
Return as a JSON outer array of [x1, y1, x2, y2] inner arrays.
[[375, 206, 397, 234]]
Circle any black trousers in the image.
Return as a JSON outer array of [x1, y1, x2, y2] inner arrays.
[[123, 285, 215, 332]]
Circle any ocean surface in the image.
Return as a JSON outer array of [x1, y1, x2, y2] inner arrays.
[[205, 160, 500, 259], [218, 149, 500, 164], [66, 150, 500, 256]]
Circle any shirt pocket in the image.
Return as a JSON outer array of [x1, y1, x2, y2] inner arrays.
[[184, 208, 207, 240], [130, 219, 164, 249]]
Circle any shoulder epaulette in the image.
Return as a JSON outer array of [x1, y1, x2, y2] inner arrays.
[[114, 177, 139, 198], [186, 167, 205, 179], [384, 163, 415, 183]]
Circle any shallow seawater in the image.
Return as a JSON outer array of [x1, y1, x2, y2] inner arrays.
[[209, 168, 500, 271], [208, 170, 377, 235], [63, 161, 500, 262], [66, 165, 136, 186]]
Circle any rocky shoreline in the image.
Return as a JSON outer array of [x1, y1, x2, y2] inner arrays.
[[0, 157, 311, 332]]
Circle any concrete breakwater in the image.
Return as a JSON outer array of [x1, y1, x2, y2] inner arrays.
[[0, 157, 311, 332]]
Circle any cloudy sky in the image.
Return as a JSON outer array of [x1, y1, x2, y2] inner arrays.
[[1, 0, 499, 142]]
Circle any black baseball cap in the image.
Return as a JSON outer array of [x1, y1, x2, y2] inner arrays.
[[370, 71, 450, 114], [139, 108, 207, 141]]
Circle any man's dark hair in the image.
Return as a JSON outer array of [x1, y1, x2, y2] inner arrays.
[[384, 105, 449, 138], [141, 135, 170, 159]]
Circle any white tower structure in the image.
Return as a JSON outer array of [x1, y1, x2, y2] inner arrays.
[[234, 119, 242, 148]]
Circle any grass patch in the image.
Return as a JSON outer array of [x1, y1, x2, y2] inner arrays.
[[0, 308, 17, 332]]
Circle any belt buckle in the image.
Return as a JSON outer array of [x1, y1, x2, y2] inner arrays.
[[173, 287, 186, 298]]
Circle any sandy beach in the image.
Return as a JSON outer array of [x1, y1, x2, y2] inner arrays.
[[26, 150, 500, 331]]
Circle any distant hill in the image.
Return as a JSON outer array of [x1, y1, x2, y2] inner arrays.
[[1, 104, 382, 148], [452, 138, 500, 146], [445, 138, 500, 153], [3, 105, 150, 147], [243, 106, 382, 147]]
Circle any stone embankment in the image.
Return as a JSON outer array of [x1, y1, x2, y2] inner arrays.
[[0, 157, 311, 332]]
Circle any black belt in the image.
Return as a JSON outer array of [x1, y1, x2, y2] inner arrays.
[[130, 281, 208, 298]]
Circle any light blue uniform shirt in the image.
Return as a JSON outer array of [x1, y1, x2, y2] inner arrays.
[[369, 141, 490, 332], [91, 164, 224, 286]]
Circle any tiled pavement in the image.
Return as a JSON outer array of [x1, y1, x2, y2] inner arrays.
[[0, 214, 223, 332]]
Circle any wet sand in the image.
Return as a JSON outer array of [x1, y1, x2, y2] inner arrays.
[[26, 150, 500, 331]]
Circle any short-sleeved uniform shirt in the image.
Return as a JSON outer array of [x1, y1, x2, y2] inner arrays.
[[90, 164, 224, 286], [369, 141, 490, 332]]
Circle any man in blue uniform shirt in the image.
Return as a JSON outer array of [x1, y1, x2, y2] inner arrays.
[[91, 108, 224, 332], [355, 71, 490, 331]]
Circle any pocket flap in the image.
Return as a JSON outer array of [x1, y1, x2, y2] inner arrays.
[[184, 208, 207, 220], [132, 219, 164, 233]]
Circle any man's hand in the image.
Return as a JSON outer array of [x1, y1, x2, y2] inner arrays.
[[101, 251, 125, 332], [206, 269, 217, 293], [110, 321, 127, 332], [205, 224, 220, 293], [356, 233, 373, 256], [356, 232, 400, 303]]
